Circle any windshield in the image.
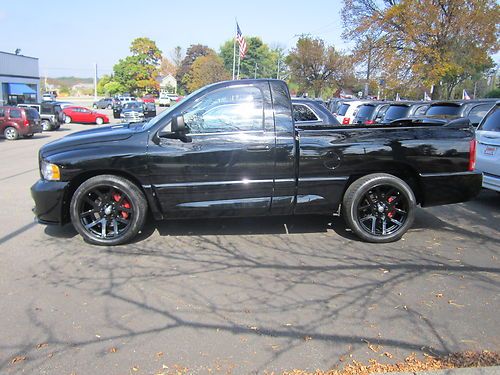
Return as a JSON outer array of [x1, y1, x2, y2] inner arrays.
[[426, 105, 461, 116], [355, 105, 376, 120], [478, 106, 500, 132], [123, 102, 143, 110], [384, 105, 410, 121]]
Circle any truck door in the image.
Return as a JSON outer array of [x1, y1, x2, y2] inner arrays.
[[147, 82, 276, 218]]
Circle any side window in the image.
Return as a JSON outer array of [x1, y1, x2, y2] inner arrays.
[[293, 104, 319, 122], [0, 108, 5, 117], [183, 86, 264, 134], [478, 106, 500, 132], [469, 104, 494, 125], [9, 109, 22, 119], [413, 105, 428, 116]]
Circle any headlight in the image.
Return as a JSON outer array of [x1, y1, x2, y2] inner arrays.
[[41, 161, 60, 181]]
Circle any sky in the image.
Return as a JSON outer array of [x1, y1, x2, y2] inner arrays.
[[0, 0, 350, 78]]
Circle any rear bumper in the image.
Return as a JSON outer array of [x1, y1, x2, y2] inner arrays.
[[419, 171, 482, 207], [28, 123, 43, 134], [482, 172, 500, 192], [31, 180, 70, 224]]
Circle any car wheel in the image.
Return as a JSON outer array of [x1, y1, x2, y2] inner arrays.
[[96, 117, 104, 125], [70, 175, 147, 246], [107, 104, 112, 109], [65, 116, 72, 124], [41, 120, 52, 131], [93, 104, 97, 109], [4, 127, 19, 140], [342, 173, 416, 243]]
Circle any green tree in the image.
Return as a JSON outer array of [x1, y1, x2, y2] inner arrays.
[[286, 36, 355, 97], [342, 0, 500, 99], [184, 53, 230, 92], [219, 37, 278, 79], [103, 81, 125, 96], [176, 44, 214, 94], [97, 74, 112, 95], [113, 37, 162, 95]]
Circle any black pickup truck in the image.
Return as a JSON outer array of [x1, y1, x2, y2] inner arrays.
[[31, 79, 482, 246]]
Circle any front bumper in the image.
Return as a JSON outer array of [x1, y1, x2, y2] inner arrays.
[[31, 180, 70, 224], [419, 171, 483, 207]]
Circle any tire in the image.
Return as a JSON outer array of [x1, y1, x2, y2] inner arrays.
[[342, 173, 416, 243], [107, 104, 112, 109], [65, 116, 72, 124], [70, 175, 147, 246], [93, 104, 97, 109], [96, 117, 104, 125], [41, 120, 52, 131], [4, 127, 19, 140]]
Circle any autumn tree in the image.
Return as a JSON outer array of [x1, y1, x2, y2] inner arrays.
[[160, 56, 177, 77], [176, 44, 214, 93], [113, 37, 162, 95], [171, 46, 183, 70], [342, 0, 499, 99], [184, 53, 230, 92], [286, 36, 356, 97]]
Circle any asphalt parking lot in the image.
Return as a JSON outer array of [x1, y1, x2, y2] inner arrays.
[[0, 121, 498, 374]]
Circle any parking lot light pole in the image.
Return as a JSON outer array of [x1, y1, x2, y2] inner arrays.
[[94, 63, 98, 100]]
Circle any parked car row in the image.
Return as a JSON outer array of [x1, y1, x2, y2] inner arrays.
[[326, 98, 497, 128]]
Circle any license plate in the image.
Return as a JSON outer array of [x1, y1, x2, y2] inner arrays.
[[484, 147, 496, 156]]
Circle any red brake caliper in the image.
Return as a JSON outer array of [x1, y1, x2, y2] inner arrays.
[[113, 193, 130, 219], [387, 196, 395, 218]]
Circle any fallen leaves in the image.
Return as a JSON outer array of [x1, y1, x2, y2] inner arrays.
[[10, 356, 26, 364]]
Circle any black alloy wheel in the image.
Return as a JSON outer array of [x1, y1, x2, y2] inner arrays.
[[70, 175, 147, 245], [343, 173, 415, 243]]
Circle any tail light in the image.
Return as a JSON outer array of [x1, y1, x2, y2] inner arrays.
[[342, 117, 350, 125], [468, 139, 476, 171], [364, 120, 375, 125], [24, 119, 30, 126]]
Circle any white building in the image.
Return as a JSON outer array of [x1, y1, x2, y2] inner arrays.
[[159, 74, 177, 94], [0, 51, 40, 105]]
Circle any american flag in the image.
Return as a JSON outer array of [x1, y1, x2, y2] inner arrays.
[[236, 23, 248, 59]]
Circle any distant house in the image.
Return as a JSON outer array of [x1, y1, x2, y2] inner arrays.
[[158, 74, 177, 94]]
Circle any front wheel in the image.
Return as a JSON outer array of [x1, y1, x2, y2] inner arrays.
[[41, 120, 52, 131], [342, 173, 416, 243], [70, 175, 147, 246], [65, 116, 72, 124]]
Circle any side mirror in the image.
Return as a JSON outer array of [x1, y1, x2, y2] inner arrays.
[[171, 115, 186, 134]]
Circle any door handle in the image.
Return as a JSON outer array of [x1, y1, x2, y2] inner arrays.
[[247, 145, 270, 152]]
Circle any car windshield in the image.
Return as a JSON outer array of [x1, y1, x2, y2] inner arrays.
[[355, 105, 376, 120], [478, 106, 500, 132], [338, 103, 350, 116], [124, 102, 142, 110], [384, 105, 410, 121], [426, 105, 461, 116]]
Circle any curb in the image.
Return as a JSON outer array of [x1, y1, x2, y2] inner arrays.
[[375, 366, 500, 375]]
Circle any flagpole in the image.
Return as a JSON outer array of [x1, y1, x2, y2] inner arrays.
[[232, 20, 237, 80], [237, 48, 241, 80]]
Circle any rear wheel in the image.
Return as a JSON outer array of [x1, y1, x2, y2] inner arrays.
[[96, 117, 104, 125], [41, 120, 52, 131], [70, 175, 147, 246], [4, 127, 19, 140], [342, 173, 415, 243]]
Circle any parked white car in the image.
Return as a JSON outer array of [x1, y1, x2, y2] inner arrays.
[[158, 93, 178, 107], [42, 93, 56, 101], [475, 101, 500, 192], [335, 100, 370, 124]]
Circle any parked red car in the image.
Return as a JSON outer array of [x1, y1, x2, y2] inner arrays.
[[63, 106, 109, 125], [141, 94, 156, 103], [0, 106, 42, 140]]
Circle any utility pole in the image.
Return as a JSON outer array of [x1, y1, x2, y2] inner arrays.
[[364, 38, 373, 98], [93, 63, 98, 100]]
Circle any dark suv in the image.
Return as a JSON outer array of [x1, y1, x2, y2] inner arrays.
[[93, 98, 115, 109], [0, 106, 42, 140], [18, 102, 64, 131]]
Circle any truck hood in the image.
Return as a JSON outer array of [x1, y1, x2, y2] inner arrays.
[[41, 123, 141, 156]]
